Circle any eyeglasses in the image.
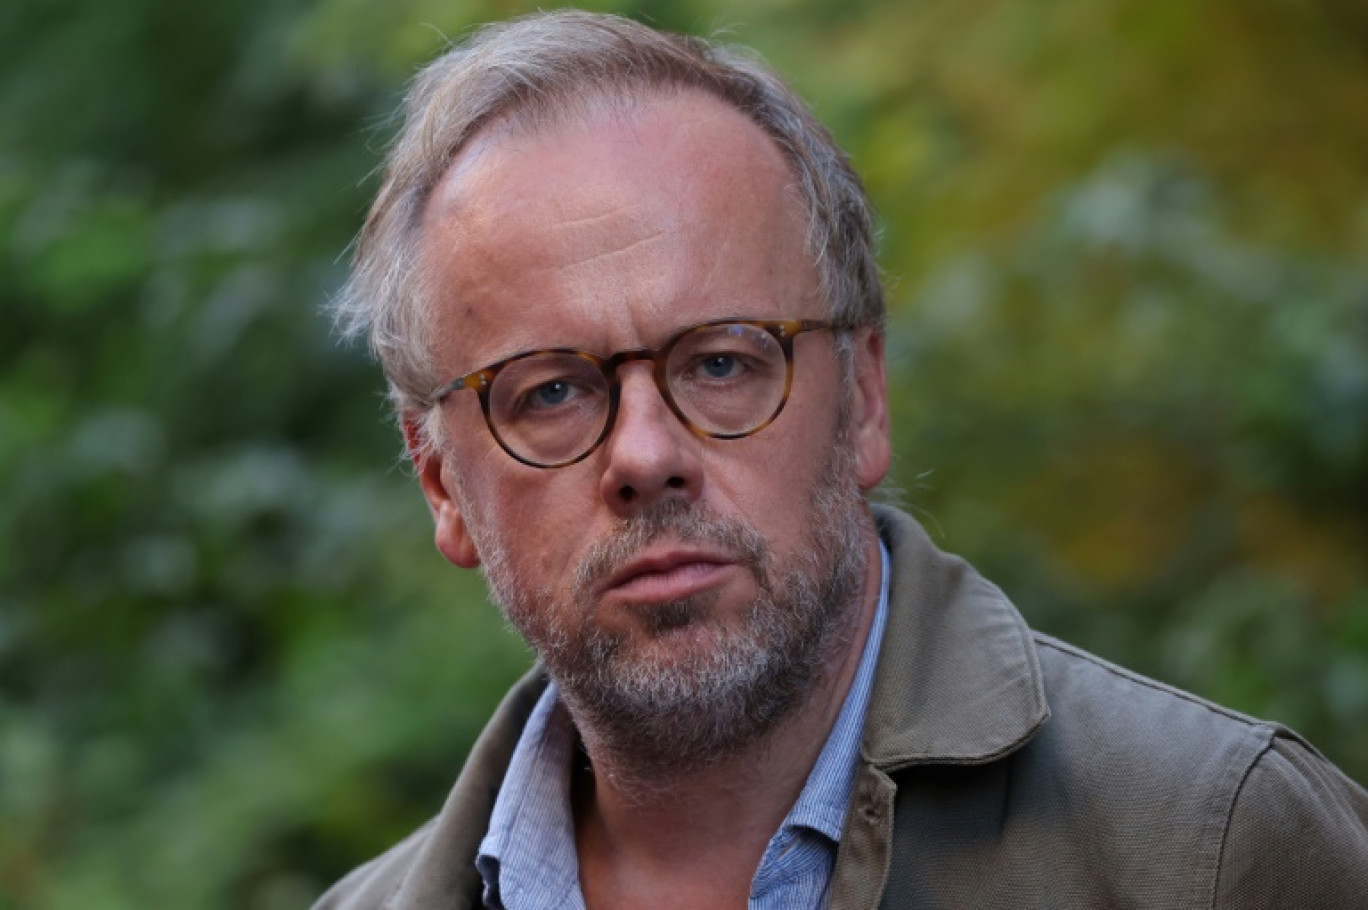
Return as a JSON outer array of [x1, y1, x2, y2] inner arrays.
[[432, 318, 835, 468]]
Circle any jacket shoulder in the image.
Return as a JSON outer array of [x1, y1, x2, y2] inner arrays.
[[1025, 632, 1284, 852], [1024, 634, 1368, 905], [1031, 632, 1286, 757], [1216, 733, 1368, 907], [881, 633, 1367, 908]]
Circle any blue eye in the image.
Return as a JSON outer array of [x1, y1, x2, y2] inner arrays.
[[701, 354, 740, 379], [531, 380, 573, 407]]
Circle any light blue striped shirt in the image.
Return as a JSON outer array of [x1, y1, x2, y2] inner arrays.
[[476, 542, 890, 909]]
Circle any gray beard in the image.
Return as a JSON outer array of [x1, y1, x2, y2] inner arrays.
[[475, 443, 868, 790]]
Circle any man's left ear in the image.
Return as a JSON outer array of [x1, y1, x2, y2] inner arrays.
[[848, 328, 892, 491]]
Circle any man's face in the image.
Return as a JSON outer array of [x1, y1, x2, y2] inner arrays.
[[411, 91, 890, 771]]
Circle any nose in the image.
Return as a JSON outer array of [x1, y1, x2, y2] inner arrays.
[[597, 362, 702, 515]]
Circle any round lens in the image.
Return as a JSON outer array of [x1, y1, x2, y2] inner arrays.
[[666, 323, 787, 436], [487, 353, 609, 465]]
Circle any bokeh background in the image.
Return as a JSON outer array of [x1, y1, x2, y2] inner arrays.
[[3, 0, 1366, 906]]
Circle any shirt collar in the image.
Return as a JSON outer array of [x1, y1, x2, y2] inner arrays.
[[475, 685, 583, 910]]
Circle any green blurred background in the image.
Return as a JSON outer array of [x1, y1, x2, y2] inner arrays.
[[3, 0, 1366, 906]]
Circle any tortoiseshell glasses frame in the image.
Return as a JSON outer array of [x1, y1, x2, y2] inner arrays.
[[430, 317, 835, 469]]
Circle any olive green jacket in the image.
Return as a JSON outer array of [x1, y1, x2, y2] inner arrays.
[[315, 506, 1368, 909]]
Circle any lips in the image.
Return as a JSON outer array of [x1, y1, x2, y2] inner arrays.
[[600, 547, 737, 603]]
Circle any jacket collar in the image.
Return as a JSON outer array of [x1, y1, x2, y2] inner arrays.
[[865, 505, 1049, 770]]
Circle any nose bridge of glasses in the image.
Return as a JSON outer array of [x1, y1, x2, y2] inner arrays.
[[603, 347, 670, 394], [602, 346, 665, 399], [601, 345, 702, 437], [604, 347, 658, 371]]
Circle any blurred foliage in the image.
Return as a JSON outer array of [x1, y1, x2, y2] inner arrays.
[[2, 0, 1365, 906]]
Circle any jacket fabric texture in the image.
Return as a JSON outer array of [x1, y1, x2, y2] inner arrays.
[[315, 505, 1368, 909]]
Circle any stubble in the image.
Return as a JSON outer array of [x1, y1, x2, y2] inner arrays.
[[469, 439, 869, 790]]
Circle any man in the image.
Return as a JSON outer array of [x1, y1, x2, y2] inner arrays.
[[316, 10, 1368, 909]]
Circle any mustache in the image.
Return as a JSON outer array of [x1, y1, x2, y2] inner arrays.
[[572, 499, 770, 599]]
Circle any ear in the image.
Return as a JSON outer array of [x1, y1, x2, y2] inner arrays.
[[847, 328, 892, 491], [403, 416, 481, 569]]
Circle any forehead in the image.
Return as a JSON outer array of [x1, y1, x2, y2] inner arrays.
[[418, 89, 818, 365]]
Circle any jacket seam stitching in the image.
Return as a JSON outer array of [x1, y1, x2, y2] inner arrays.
[[1206, 738, 1275, 910], [1031, 634, 1272, 730]]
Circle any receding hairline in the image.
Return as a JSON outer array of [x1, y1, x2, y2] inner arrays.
[[420, 84, 809, 230]]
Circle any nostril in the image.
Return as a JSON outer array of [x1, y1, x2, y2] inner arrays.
[[619, 485, 637, 502], [666, 476, 685, 490]]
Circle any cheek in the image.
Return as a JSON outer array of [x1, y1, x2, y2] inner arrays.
[[728, 381, 848, 525], [469, 468, 600, 583], [699, 432, 820, 532]]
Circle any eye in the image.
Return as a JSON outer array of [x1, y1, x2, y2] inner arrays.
[[490, 352, 608, 426], [530, 379, 574, 408], [700, 353, 743, 380], [682, 348, 762, 385], [515, 376, 599, 416]]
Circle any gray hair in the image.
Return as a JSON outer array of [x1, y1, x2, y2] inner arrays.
[[332, 10, 884, 434]]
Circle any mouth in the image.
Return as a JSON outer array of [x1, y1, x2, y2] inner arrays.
[[599, 547, 739, 604]]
